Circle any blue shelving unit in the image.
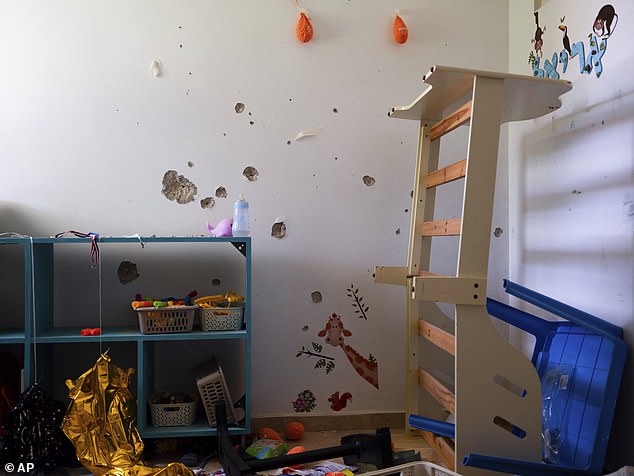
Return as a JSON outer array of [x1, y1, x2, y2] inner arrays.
[[0, 236, 252, 439]]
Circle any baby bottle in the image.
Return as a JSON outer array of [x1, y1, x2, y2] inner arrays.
[[232, 193, 250, 237]]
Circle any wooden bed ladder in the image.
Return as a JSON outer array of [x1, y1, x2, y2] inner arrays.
[[374, 66, 571, 475]]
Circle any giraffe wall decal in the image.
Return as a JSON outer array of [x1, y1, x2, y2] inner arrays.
[[318, 313, 379, 389]]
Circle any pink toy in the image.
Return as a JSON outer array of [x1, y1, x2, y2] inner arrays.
[[207, 218, 233, 237]]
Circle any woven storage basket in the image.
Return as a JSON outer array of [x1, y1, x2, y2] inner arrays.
[[194, 356, 238, 426], [136, 305, 196, 334], [200, 304, 244, 331], [149, 393, 197, 427]]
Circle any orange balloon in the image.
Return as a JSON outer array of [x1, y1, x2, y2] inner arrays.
[[393, 15, 408, 44], [296, 12, 313, 43]]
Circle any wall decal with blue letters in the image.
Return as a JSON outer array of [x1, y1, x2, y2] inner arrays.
[[529, 4, 619, 79]]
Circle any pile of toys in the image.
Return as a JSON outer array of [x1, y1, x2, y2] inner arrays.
[[130, 291, 246, 334]]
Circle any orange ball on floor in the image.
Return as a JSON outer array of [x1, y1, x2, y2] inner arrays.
[[284, 421, 305, 440]]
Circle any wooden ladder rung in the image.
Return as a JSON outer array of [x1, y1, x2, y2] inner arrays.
[[421, 218, 461, 236], [419, 320, 455, 356], [426, 159, 467, 188], [429, 100, 472, 141], [420, 430, 456, 471], [419, 368, 455, 415]]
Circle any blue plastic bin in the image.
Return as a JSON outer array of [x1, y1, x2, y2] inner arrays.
[[410, 280, 627, 476]]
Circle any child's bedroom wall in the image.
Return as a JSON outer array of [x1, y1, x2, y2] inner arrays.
[[508, 0, 633, 469], [0, 2, 510, 417]]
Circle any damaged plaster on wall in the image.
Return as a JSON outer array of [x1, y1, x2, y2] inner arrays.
[[243, 166, 259, 182], [311, 291, 322, 303], [271, 221, 287, 239], [117, 261, 139, 284], [362, 175, 376, 186], [161, 170, 198, 204], [201, 197, 215, 209], [215, 187, 228, 198]]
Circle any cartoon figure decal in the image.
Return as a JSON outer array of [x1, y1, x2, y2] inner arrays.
[[593, 4, 618, 39], [558, 18, 571, 56], [318, 313, 379, 389], [530, 4, 618, 79], [328, 391, 353, 411], [532, 11, 546, 58]]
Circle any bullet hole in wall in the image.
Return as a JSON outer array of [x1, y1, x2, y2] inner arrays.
[[212, 278, 221, 286], [363, 175, 376, 186], [117, 261, 139, 284], [271, 221, 287, 239], [161, 170, 198, 204], [249, 121, 255, 125], [287, 140, 291, 145], [404, 209, 409, 213], [396, 228, 401, 235], [215, 187, 228, 198], [332, 107, 338, 113], [302, 325, 310, 332], [572, 189, 582, 194], [235, 103, 245, 113], [200, 197, 215, 209], [187, 161, 194, 168], [311, 291, 322, 303], [243, 166, 259, 182], [493, 227, 503, 238]]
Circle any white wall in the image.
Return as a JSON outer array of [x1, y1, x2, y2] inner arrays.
[[508, 0, 634, 469], [0, 1, 510, 418]]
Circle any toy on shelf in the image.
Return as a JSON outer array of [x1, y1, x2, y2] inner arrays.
[[195, 291, 245, 308], [207, 218, 233, 237], [195, 292, 246, 332], [130, 292, 199, 335]]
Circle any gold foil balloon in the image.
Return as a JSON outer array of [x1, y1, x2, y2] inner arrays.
[[62, 354, 193, 476]]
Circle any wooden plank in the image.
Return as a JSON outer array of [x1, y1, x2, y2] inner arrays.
[[419, 368, 455, 415], [419, 320, 455, 356], [373, 266, 407, 286], [426, 159, 467, 188], [412, 275, 486, 305], [421, 430, 456, 471], [429, 101, 472, 141], [420, 218, 461, 236]]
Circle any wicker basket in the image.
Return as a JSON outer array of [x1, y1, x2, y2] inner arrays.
[[200, 304, 244, 331], [194, 356, 238, 426], [149, 393, 197, 427], [136, 305, 196, 334]]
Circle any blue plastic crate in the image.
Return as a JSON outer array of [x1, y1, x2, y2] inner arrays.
[[410, 280, 627, 476]]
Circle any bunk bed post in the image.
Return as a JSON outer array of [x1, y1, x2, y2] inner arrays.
[[454, 75, 542, 475]]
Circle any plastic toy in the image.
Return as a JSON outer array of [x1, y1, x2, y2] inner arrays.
[[80, 328, 101, 336], [207, 218, 233, 237], [131, 290, 198, 309]]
